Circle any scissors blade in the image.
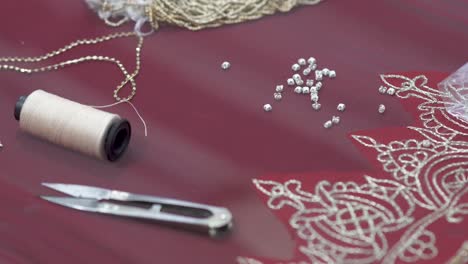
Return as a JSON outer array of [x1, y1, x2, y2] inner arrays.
[[42, 196, 161, 220], [42, 183, 111, 200], [41, 196, 101, 213]]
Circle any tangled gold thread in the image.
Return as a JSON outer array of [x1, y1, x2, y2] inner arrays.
[[94, 0, 324, 31]]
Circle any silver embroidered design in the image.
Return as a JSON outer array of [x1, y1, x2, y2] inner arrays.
[[246, 74, 468, 264]]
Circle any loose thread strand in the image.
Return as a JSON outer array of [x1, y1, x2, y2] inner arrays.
[[90, 100, 148, 137]]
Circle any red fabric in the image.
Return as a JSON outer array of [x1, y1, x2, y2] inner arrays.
[[249, 72, 468, 263], [0, 1, 467, 263]]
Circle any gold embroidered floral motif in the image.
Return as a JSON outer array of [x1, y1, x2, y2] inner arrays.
[[242, 74, 468, 264]]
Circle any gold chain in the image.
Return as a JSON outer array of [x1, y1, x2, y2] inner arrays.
[[0, 31, 144, 102]]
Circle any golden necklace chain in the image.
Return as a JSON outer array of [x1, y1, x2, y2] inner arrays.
[[0, 31, 143, 102]]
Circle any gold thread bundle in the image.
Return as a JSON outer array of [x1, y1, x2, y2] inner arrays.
[[86, 0, 324, 33]]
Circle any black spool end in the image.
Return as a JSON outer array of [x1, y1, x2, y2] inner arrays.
[[104, 119, 132, 162], [14, 96, 27, 121]]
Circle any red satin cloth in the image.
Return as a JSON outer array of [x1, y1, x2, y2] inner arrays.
[[248, 72, 468, 264], [0, 1, 467, 263]]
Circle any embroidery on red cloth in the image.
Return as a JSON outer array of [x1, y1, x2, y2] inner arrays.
[[240, 74, 468, 264]]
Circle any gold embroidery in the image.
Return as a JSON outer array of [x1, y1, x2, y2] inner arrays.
[[244, 74, 468, 264]]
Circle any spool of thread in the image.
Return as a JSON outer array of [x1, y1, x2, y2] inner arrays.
[[14, 90, 131, 161]]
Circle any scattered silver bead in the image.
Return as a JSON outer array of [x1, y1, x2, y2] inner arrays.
[[387, 88, 396, 95], [293, 73, 303, 85], [322, 68, 330, 76], [332, 116, 340, 124], [306, 79, 314, 86], [287, 78, 295, 86], [315, 70, 323, 81], [298, 58, 307, 66], [337, 103, 346, 112], [293, 73, 301, 80], [378, 86, 387, 94], [309, 63, 317, 70], [307, 57, 316, 65], [328, 70, 336, 78], [274, 93, 282, 101], [312, 103, 321, 111], [276, 85, 284, 92], [310, 86, 318, 94], [263, 104, 272, 112], [292, 64, 301, 71], [310, 94, 319, 102], [294, 86, 302, 94], [422, 140, 431, 148], [221, 61, 231, 70], [378, 104, 386, 114], [303, 68, 311, 76], [302, 87, 310, 94], [316, 82, 323, 90], [324, 120, 333, 129]]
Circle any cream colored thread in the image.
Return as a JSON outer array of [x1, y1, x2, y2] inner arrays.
[[90, 100, 148, 137], [20, 90, 121, 160]]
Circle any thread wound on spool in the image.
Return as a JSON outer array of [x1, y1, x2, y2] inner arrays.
[[15, 96, 27, 121], [15, 90, 131, 161], [105, 119, 131, 161]]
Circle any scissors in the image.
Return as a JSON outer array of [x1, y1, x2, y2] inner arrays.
[[41, 183, 233, 236]]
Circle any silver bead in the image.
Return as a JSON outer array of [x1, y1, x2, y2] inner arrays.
[[296, 79, 304, 86], [310, 86, 318, 94], [263, 104, 272, 112], [306, 79, 314, 86], [311, 94, 319, 102], [337, 103, 346, 112], [294, 86, 302, 94], [221, 61, 231, 70], [298, 58, 307, 66], [312, 103, 321, 111], [309, 64, 317, 70], [307, 57, 316, 65], [322, 68, 330, 76], [387, 88, 396, 95], [292, 64, 301, 71], [378, 86, 387, 94], [316, 82, 322, 90], [378, 104, 386, 114], [293, 73, 301, 80], [328, 70, 336, 78], [315, 70, 323, 81], [324, 120, 333, 129], [302, 87, 310, 94], [422, 140, 431, 148], [332, 116, 340, 124], [287, 78, 295, 86], [274, 93, 282, 101], [276, 85, 284, 92], [303, 68, 311, 76]]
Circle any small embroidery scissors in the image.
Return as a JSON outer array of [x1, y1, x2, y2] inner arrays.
[[41, 183, 233, 236]]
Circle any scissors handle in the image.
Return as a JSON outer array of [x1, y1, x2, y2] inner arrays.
[[107, 191, 233, 235]]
